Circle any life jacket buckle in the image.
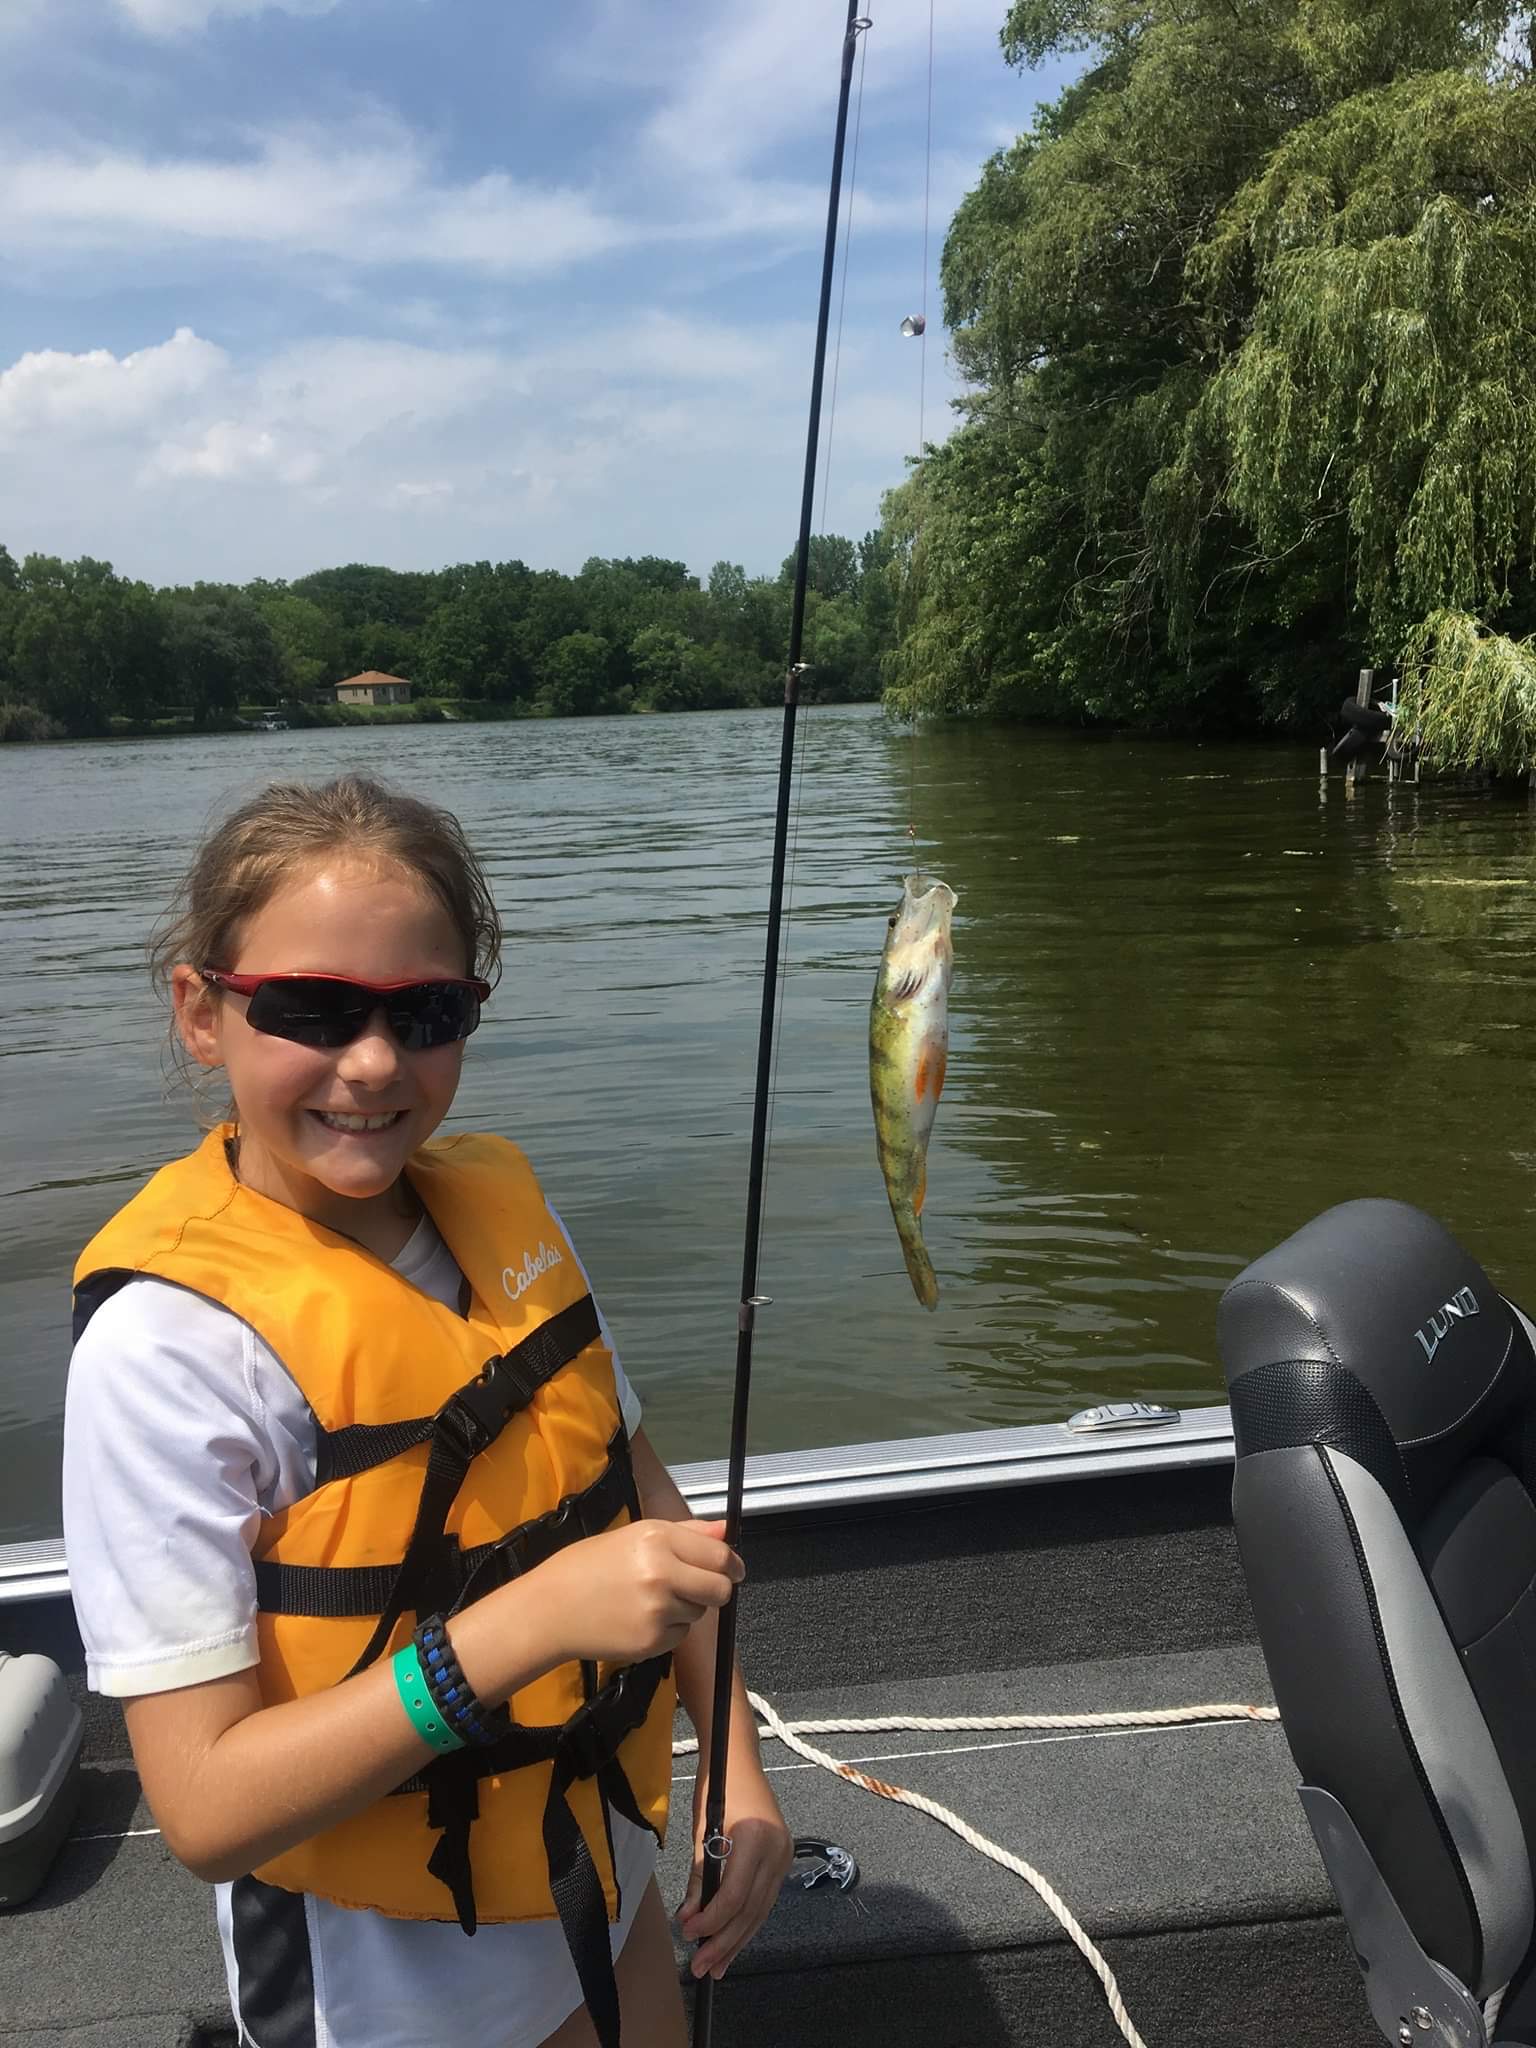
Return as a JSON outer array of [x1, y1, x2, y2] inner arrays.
[[560, 1662, 640, 1781], [437, 1371, 506, 1458]]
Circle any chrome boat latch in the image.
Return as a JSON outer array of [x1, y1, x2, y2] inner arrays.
[[1065, 1401, 1181, 1434]]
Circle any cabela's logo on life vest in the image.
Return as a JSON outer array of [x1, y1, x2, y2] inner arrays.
[[502, 1240, 564, 1302]]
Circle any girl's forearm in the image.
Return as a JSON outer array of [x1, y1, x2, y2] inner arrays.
[[671, 1602, 762, 1779], [175, 1574, 567, 1882]]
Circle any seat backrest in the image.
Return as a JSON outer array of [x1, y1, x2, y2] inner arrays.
[[1219, 1196, 1536, 2003]]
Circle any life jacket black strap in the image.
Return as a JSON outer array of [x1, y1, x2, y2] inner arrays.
[[398, 1652, 668, 1798], [338, 1297, 604, 1677], [255, 1425, 634, 1619], [416, 1653, 671, 2048], [543, 1761, 621, 2045], [317, 1295, 602, 1484], [425, 1747, 483, 1935]]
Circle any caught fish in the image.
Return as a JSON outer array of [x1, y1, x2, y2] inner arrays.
[[869, 873, 957, 1309]]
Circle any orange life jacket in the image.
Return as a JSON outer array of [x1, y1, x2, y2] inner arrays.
[[73, 1125, 675, 1971]]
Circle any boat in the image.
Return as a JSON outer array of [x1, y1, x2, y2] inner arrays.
[[0, 1399, 1379, 2047]]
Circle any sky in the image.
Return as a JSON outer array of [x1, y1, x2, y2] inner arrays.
[[0, 0, 1074, 588]]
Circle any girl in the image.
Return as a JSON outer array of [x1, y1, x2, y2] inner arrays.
[[62, 773, 791, 2048]]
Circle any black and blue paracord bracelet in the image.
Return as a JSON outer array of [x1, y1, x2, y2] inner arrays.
[[412, 1613, 509, 1749]]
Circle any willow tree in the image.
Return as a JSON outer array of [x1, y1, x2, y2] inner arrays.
[[890, 0, 1536, 758]]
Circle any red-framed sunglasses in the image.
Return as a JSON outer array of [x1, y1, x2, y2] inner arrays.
[[201, 970, 492, 1051]]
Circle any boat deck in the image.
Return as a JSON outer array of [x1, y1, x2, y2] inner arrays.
[[2, 1415, 1382, 2045], [5, 1643, 1374, 2047]]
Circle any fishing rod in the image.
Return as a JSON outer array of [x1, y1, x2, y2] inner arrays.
[[691, 5, 871, 2042]]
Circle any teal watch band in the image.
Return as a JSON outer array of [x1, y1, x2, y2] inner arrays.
[[392, 1642, 465, 1754]]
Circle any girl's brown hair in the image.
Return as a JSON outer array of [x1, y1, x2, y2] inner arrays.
[[152, 773, 502, 1049]]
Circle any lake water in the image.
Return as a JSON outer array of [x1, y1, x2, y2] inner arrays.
[[5, 706, 1536, 1545]]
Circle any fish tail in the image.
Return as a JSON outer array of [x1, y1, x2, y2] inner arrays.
[[893, 1202, 940, 1311]]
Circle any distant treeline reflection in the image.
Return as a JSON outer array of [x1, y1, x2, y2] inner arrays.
[[0, 535, 893, 741]]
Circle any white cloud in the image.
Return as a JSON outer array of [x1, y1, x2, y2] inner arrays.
[[0, 326, 226, 439], [0, 120, 627, 276], [635, 0, 1009, 177], [111, 0, 340, 34], [546, 310, 789, 387], [0, 313, 960, 582], [391, 479, 453, 503], [146, 418, 319, 483], [0, 95, 961, 292]]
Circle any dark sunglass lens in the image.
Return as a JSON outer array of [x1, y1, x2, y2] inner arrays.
[[246, 979, 372, 1047], [387, 984, 479, 1050]]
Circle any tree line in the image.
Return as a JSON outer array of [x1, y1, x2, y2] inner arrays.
[[0, 534, 897, 741], [883, 0, 1536, 768]]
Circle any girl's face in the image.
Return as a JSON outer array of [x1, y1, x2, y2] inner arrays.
[[172, 857, 470, 1245]]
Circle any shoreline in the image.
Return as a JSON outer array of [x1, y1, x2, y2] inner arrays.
[[0, 694, 884, 744]]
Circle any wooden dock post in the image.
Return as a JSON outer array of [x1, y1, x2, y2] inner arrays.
[[1345, 667, 1373, 797]]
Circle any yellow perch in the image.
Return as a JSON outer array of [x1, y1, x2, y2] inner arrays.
[[869, 873, 957, 1309]]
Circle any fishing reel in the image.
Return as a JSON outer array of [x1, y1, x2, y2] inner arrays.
[[786, 1837, 860, 1893]]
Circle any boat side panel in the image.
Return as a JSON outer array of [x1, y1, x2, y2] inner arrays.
[[732, 1463, 1248, 1693]]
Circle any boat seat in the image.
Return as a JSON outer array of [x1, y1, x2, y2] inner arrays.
[[1219, 1198, 1536, 2047]]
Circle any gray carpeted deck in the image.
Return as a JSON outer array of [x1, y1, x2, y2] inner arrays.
[[2, 1642, 1377, 2047]]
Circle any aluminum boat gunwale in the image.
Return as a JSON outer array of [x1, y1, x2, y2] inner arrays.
[[0, 1404, 1237, 1612]]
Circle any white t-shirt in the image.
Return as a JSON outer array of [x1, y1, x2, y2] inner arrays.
[[62, 1206, 658, 2048]]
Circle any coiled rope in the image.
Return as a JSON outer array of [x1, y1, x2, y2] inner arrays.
[[674, 1690, 1281, 2048]]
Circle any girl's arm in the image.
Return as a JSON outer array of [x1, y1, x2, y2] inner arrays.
[[628, 1427, 793, 1979], [123, 1576, 563, 1881], [124, 1513, 738, 1884]]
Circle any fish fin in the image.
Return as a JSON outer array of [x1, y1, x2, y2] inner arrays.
[[913, 1158, 927, 1217], [915, 1045, 948, 1105]]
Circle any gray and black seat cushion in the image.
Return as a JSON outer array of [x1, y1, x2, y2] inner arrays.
[[1219, 1198, 1536, 2041]]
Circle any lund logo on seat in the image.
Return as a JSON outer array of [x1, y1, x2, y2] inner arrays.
[[1415, 1287, 1479, 1365]]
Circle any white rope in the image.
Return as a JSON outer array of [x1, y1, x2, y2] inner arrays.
[[1486, 1982, 1507, 2037], [673, 1693, 1280, 2048], [746, 1690, 1151, 2048], [671, 1698, 1278, 1754]]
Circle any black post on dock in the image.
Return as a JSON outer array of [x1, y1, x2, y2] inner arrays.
[[1345, 666, 1373, 798]]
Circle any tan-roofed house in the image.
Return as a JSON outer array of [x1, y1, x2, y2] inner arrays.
[[334, 671, 413, 706]]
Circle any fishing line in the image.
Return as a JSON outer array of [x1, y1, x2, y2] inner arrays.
[[907, 0, 936, 882], [816, 15, 870, 538], [759, 18, 872, 1297]]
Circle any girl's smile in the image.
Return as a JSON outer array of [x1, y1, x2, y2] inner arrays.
[[172, 858, 472, 1259], [312, 1109, 410, 1133]]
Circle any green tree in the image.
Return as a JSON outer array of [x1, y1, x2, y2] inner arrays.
[[803, 592, 879, 701], [537, 631, 624, 717], [10, 556, 166, 734], [887, 0, 1530, 750], [0, 546, 17, 695], [779, 533, 861, 601], [517, 572, 589, 676], [707, 560, 749, 629], [247, 586, 344, 697], [630, 625, 698, 711], [161, 584, 283, 727]]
